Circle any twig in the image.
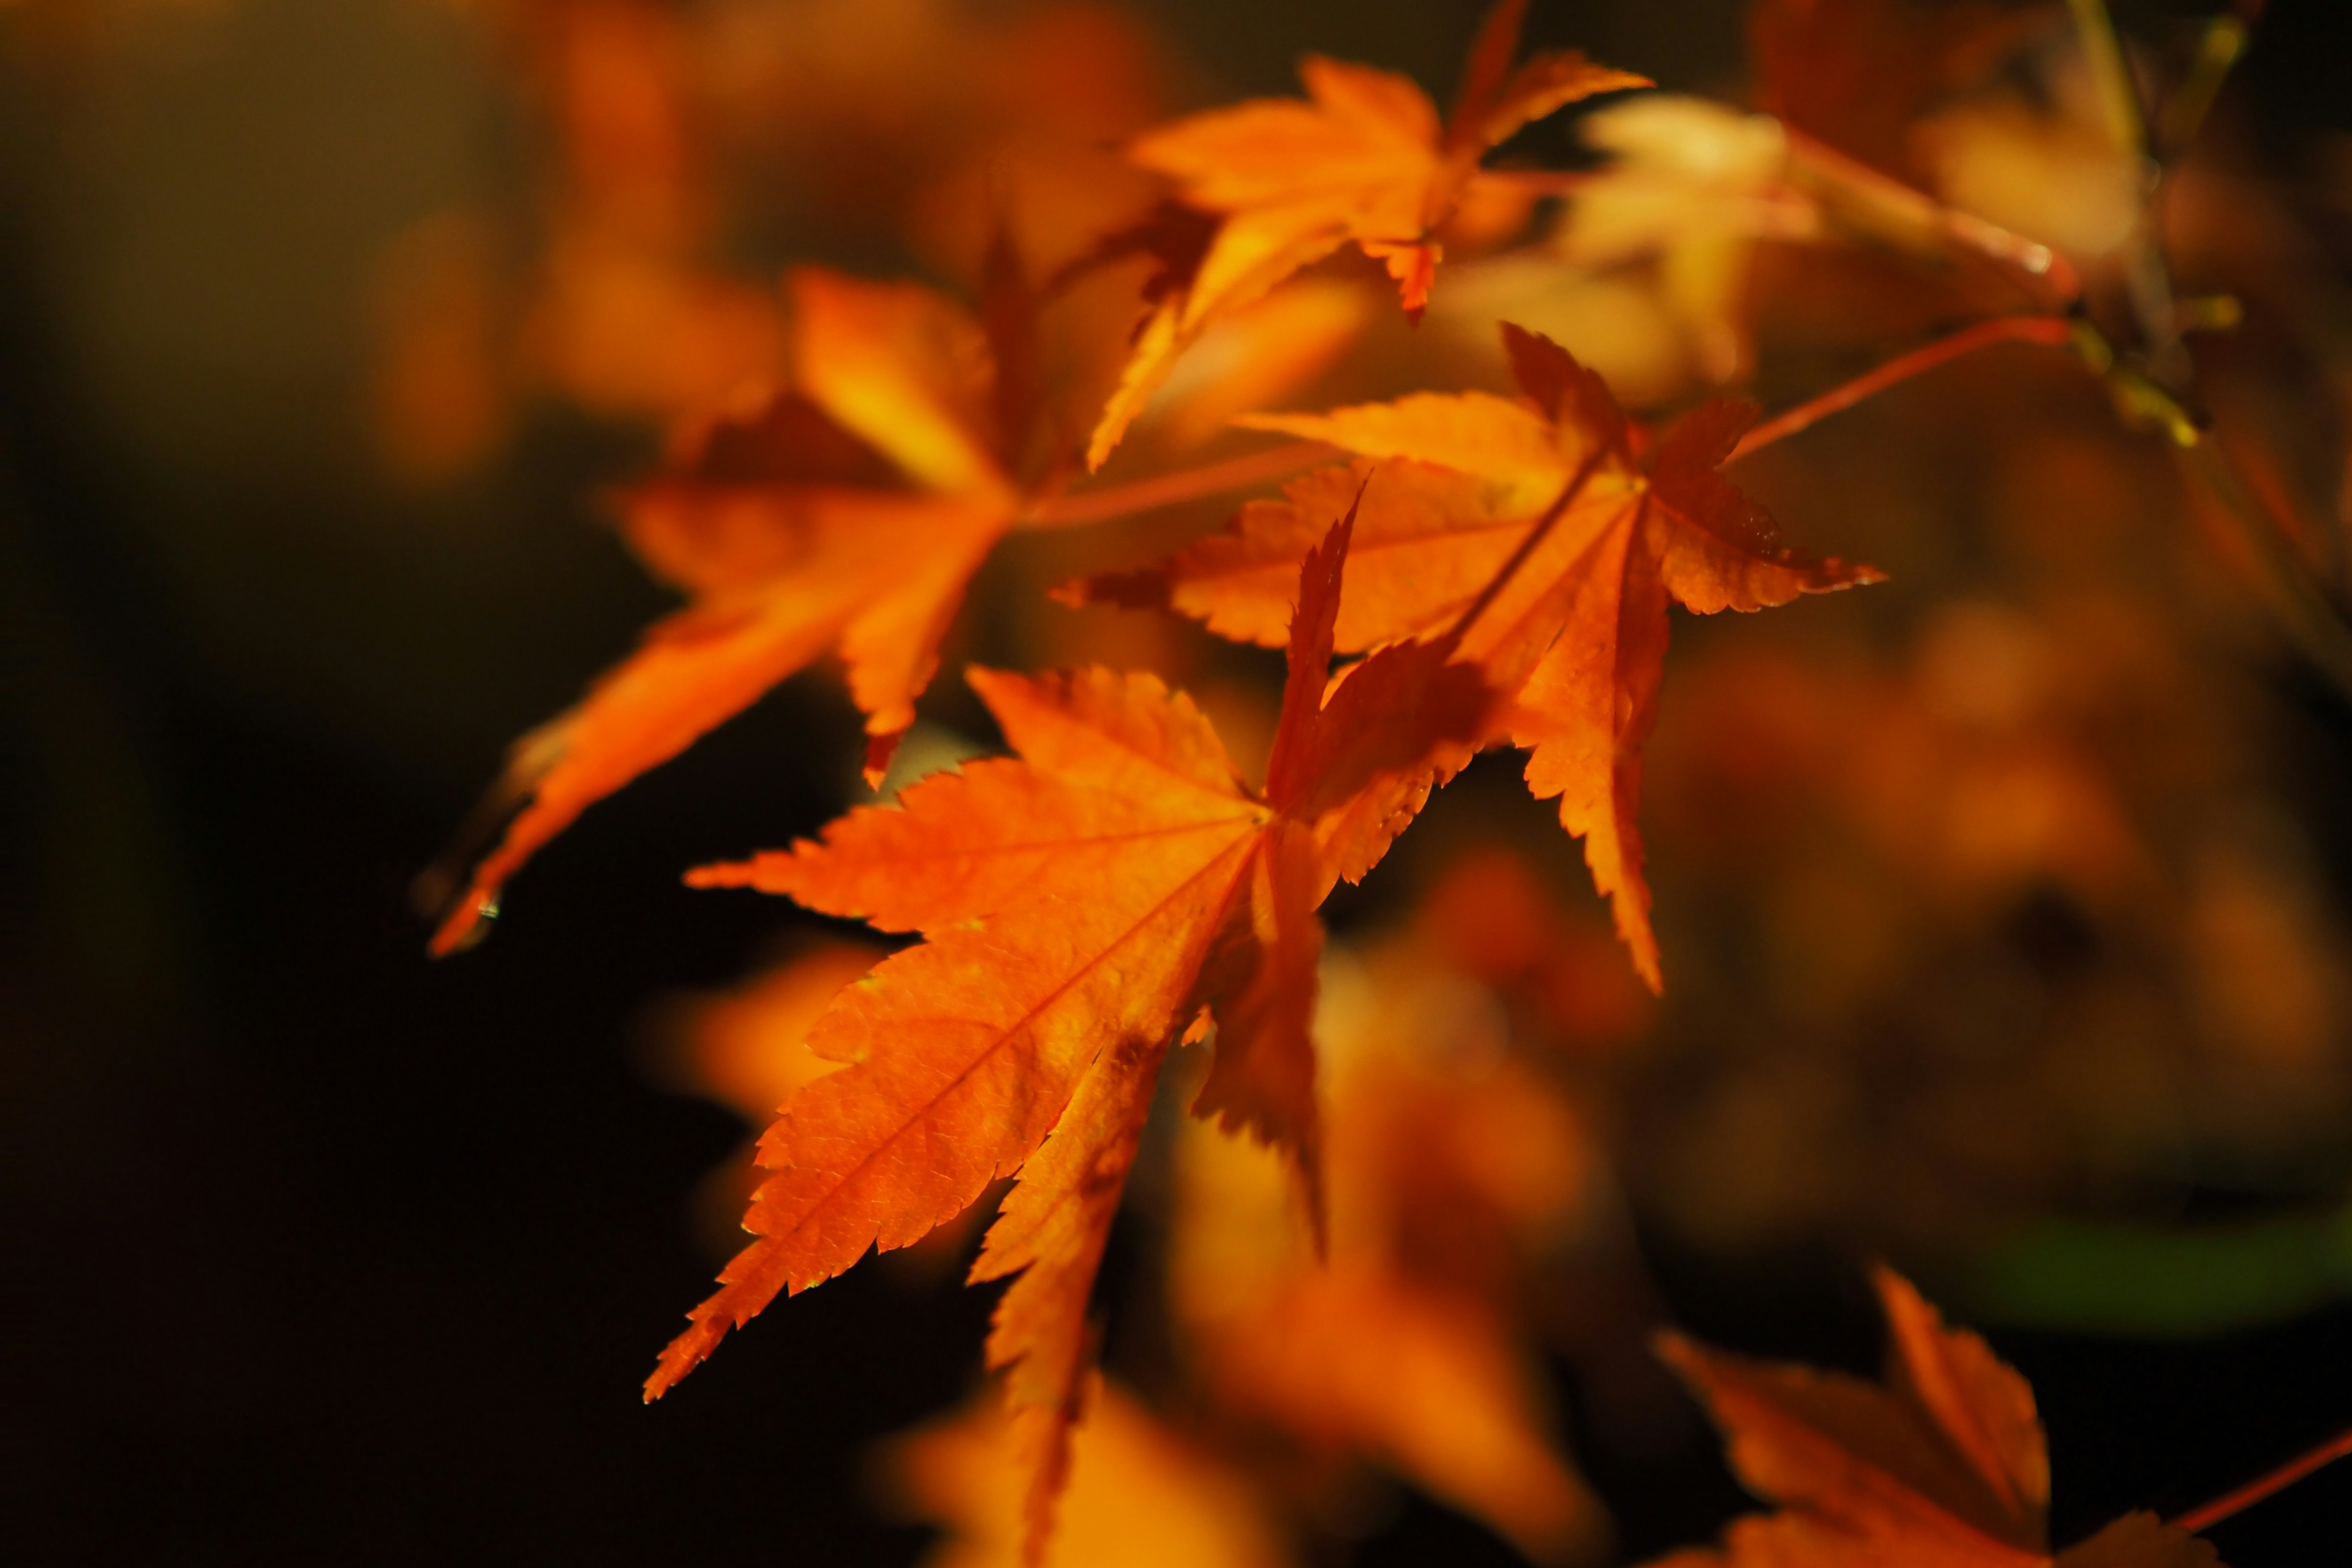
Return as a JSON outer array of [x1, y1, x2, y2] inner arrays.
[[2177, 439, 2352, 699], [1025, 440, 1337, 529], [2171, 1422, 2352, 1536], [2066, 0, 2185, 386], [1729, 316, 2078, 461], [2066, 0, 2150, 166], [2159, 6, 2256, 156], [1784, 130, 2083, 311], [2055, 0, 2352, 695]]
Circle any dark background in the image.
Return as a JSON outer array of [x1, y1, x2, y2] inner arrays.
[[8, 1, 2352, 1562]]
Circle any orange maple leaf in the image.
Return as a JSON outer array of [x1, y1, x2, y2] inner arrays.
[[887, 1382, 1286, 1568], [1208, 1265, 1603, 1563], [643, 500, 1501, 1561], [1653, 1266, 2228, 1568], [1083, 0, 1647, 469], [427, 260, 1080, 954], [1168, 868, 1619, 1563], [1074, 324, 1883, 990]]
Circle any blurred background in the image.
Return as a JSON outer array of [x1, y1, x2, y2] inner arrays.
[[7, 0, 2352, 1562]]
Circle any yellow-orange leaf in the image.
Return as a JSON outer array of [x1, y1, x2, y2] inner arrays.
[[887, 1384, 1286, 1568], [429, 266, 1057, 954], [1205, 1265, 1605, 1565], [1085, 0, 1646, 469], [650, 502, 1504, 1563]]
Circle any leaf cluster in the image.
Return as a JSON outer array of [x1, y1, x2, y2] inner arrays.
[[421, 1, 2352, 1561]]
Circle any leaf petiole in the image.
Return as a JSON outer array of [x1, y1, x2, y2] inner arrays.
[[2171, 1421, 2352, 1536], [1024, 440, 1338, 530], [1728, 315, 2078, 461], [1784, 130, 2084, 309], [2159, 4, 2261, 156]]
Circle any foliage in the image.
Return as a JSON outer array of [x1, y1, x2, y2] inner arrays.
[[415, 0, 2352, 1562]]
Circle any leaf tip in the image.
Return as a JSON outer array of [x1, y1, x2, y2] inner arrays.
[[1649, 1326, 1704, 1382], [425, 890, 499, 959], [642, 1335, 708, 1404], [1615, 902, 1665, 995], [864, 729, 904, 791]]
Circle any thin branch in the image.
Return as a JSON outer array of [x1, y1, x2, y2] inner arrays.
[[1719, 306, 2352, 702], [1784, 131, 2084, 310], [2067, 0, 2150, 166], [1729, 316, 2078, 461], [2171, 1422, 2352, 1536], [2159, 6, 2256, 156], [2066, 0, 2187, 385], [1024, 440, 1337, 530], [2057, 1, 2351, 695], [2177, 439, 2352, 701]]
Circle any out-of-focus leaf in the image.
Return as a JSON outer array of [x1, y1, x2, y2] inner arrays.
[[887, 1384, 1289, 1568], [1653, 1267, 2230, 1568]]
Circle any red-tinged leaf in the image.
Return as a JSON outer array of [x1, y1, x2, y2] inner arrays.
[[1446, 0, 1535, 154], [1874, 1264, 2048, 1527], [1074, 323, 1880, 990], [2055, 1514, 2228, 1568], [1649, 1268, 2228, 1568], [1449, 0, 1648, 162], [1181, 510, 1360, 1234], [1292, 637, 1501, 886], [1262, 496, 1357, 812], [1196, 497, 1504, 1215], [1191, 819, 1329, 1243]]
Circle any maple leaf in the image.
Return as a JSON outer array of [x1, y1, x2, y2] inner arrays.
[[1208, 1265, 1604, 1564], [1545, 12, 2079, 390], [644, 500, 1502, 1561], [426, 262, 1063, 954], [1652, 1265, 2228, 1568], [887, 1382, 1285, 1568], [1169, 891, 1611, 1563], [649, 937, 881, 1124], [1072, 323, 1883, 990], [1083, 0, 1647, 469], [627, 938, 888, 1264]]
